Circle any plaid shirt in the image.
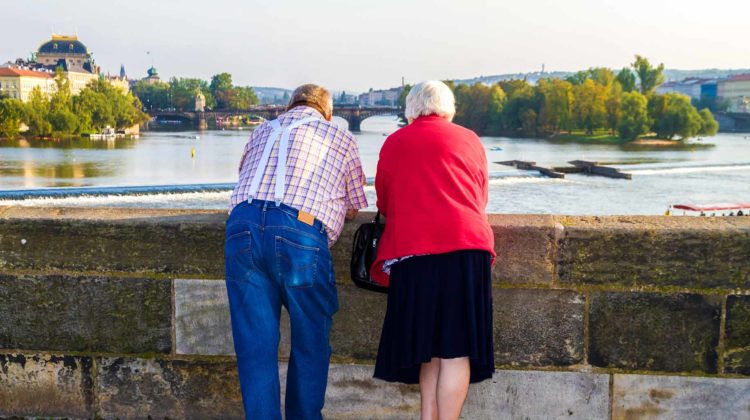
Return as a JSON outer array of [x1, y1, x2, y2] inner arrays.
[[230, 106, 368, 245]]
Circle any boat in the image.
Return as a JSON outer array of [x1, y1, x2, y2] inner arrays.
[[89, 126, 117, 140], [667, 203, 750, 216]]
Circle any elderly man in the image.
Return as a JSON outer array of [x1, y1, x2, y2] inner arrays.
[[226, 84, 367, 419]]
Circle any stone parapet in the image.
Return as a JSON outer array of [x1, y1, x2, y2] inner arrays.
[[0, 207, 749, 418]]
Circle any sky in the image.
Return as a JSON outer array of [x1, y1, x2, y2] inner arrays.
[[2, 0, 749, 93]]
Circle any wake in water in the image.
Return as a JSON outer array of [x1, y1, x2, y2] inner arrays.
[[626, 162, 750, 175]]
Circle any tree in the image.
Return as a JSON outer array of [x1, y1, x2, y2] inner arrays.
[[498, 80, 538, 134], [538, 78, 573, 135], [453, 83, 505, 135], [0, 98, 25, 139], [617, 91, 650, 141], [616, 68, 637, 93], [605, 82, 624, 134], [572, 79, 607, 134], [24, 87, 52, 137], [131, 80, 171, 110], [650, 93, 703, 140], [169, 78, 214, 111], [632, 55, 665, 95], [698, 108, 719, 136], [210, 73, 234, 109], [228, 86, 259, 109]]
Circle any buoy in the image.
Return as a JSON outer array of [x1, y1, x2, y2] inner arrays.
[[191, 148, 195, 158]]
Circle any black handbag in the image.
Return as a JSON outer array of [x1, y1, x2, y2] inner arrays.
[[350, 212, 388, 293]]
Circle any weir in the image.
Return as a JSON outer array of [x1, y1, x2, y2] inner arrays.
[[0, 207, 749, 418]]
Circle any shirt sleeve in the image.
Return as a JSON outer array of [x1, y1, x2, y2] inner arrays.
[[343, 139, 368, 210], [237, 130, 257, 174]]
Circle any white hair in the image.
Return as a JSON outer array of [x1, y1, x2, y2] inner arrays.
[[405, 81, 456, 121]]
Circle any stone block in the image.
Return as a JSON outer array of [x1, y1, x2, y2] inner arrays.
[[95, 357, 243, 419], [291, 363, 420, 419], [463, 369, 610, 419], [175, 279, 234, 356], [589, 292, 721, 373], [494, 288, 584, 366], [330, 284, 387, 361], [0, 274, 172, 354], [727, 295, 750, 349], [0, 353, 93, 418], [613, 374, 750, 419], [556, 216, 750, 289], [489, 214, 557, 284], [0, 212, 226, 276], [725, 295, 750, 375]]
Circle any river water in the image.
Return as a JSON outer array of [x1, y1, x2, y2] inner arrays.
[[0, 116, 748, 215]]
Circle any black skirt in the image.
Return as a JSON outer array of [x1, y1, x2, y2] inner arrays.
[[373, 250, 494, 384]]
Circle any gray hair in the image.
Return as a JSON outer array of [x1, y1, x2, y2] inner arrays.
[[405, 81, 456, 121], [287, 84, 333, 119]]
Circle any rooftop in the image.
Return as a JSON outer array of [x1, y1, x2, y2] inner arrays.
[[38, 34, 89, 55], [0, 67, 53, 78]]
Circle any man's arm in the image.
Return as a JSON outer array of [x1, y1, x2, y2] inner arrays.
[[343, 140, 368, 219]]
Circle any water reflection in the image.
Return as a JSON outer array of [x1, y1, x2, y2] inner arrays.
[[0, 137, 138, 150], [0, 161, 115, 179]]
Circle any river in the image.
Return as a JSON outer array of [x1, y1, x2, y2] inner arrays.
[[0, 116, 748, 215]]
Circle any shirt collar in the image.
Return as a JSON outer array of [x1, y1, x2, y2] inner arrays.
[[286, 105, 325, 120]]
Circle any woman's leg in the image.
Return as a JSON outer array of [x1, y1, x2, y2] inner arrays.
[[419, 358, 440, 420], [436, 357, 470, 420]]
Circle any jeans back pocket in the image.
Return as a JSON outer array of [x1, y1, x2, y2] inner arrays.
[[275, 236, 320, 288]]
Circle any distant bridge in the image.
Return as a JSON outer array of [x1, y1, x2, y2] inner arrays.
[[150, 106, 402, 132]]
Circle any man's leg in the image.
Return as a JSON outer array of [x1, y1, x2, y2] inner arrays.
[[274, 230, 337, 420], [226, 221, 283, 419]]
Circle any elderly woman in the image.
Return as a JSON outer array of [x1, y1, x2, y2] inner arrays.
[[372, 81, 496, 419]]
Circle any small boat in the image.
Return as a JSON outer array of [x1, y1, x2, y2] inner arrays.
[[89, 126, 117, 140], [489, 146, 503, 151], [667, 203, 750, 216]]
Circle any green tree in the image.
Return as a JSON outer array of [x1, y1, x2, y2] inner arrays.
[[228, 86, 259, 109], [453, 83, 506, 135], [649, 93, 703, 140], [398, 84, 412, 109], [572, 79, 607, 134], [632, 55, 665, 95], [539, 78, 573, 135], [210, 73, 234, 109], [169, 78, 214, 111], [617, 91, 650, 141], [616, 68, 637, 93], [24, 87, 52, 137], [132, 80, 171, 110], [605, 82, 624, 134], [698, 108, 719, 136], [498, 80, 539, 134], [0, 98, 25, 139]]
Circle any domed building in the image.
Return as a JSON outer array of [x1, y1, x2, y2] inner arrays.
[[34, 34, 100, 94], [36, 34, 99, 74]]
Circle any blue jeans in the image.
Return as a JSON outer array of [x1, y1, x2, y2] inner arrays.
[[225, 200, 338, 420]]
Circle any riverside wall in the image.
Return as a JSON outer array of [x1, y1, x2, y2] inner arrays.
[[0, 207, 749, 419]]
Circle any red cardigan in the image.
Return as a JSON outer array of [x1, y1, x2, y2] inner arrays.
[[371, 115, 496, 286]]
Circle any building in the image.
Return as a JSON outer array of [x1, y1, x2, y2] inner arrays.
[[35, 34, 99, 94], [0, 67, 55, 101], [718, 74, 750, 113], [358, 87, 402, 107], [143, 67, 161, 84], [656, 78, 712, 99]]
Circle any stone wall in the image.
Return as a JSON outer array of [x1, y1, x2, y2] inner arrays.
[[0, 207, 749, 419]]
